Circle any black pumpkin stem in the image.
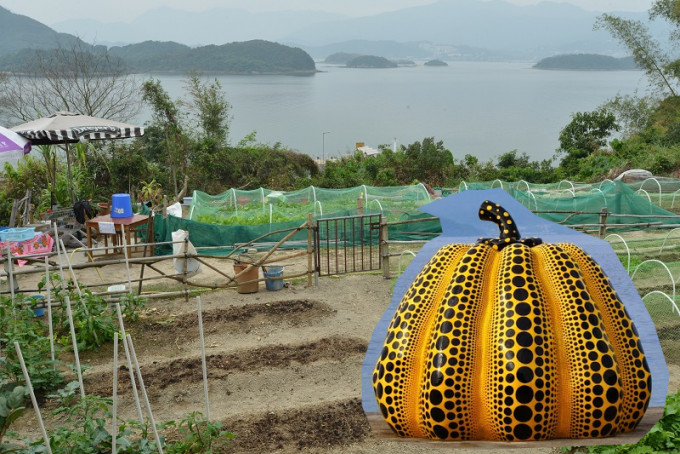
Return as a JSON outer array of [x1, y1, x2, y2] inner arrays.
[[476, 200, 542, 250]]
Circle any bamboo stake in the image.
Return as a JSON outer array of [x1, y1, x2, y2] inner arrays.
[[61, 239, 99, 345], [114, 303, 144, 424], [65, 296, 85, 398], [60, 239, 82, 298], [120, 231, 133, 294], [6, 242, 15, 304], [196, 296, 210, 420], [126, 334, 164, 453], [112, 332, 119, 454], [13, 342, 52, 454], [52, 223, 67, 283], [44, 257, 55, 366]]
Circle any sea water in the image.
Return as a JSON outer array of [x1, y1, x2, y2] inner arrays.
[[139, 61, 648, 163]]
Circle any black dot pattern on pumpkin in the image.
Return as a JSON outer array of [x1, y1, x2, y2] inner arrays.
[[534, 243, 624, 439], [419, 244, 492, 440], [559, 243, 651, 432], [372, 244, 469, 438], [372, 201, 651, 442], [485, 243, 558, 441]]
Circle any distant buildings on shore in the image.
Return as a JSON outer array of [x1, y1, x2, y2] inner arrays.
[[314, 141, 383, 168]]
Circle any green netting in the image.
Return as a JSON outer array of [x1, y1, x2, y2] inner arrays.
[[149, 179, 680, 257], [187, 184, 433, 224], [453, 178, 680, 229], [151, 184, 440, 256]]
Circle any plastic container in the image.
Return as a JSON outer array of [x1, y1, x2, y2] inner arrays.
[[111, 193, 133, 218], [27, 294, 45, 317], [233, 262, 259, 294], [108, 284, 127, 293], [0, 227, 36, 242], [264, 265, 284, 291]]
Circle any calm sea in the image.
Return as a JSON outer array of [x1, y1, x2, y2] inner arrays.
[[139, 61, 648, 163]]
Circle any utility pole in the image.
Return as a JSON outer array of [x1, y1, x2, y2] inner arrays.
[[322, 131, 330, 165]]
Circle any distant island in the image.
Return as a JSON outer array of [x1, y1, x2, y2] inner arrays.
[[425, 59, 448, 66], [393, 59, 416, 67], [0, 39, 318, 75], [533, 53, 638, 71], [346, 55, 398, 68], [324, 52, 362, 65]]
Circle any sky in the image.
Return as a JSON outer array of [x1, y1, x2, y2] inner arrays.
[[0, 0, 656, 25]]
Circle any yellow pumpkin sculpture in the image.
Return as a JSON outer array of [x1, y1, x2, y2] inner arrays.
[[372, 200, 651, 441]]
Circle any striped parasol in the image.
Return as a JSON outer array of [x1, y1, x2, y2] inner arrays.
[[10, 111, 144, 145]]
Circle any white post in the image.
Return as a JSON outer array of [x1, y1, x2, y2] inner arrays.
[[14, 342, 53, 454], [196, 296, 210, 420]]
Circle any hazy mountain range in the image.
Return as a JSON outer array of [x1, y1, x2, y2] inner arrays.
[[45, 0, 668, 60], [2, 0, 671, 62]]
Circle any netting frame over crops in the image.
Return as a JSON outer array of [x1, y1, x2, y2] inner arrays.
[[187, 183, 433, 225], [448, 177, 680, 230], [151, 184, 442, 256]]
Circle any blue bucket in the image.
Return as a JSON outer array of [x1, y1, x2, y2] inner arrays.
[[111, 193, 133, 218], [27, 294, 45, 317], [264, 265, 284, 291]]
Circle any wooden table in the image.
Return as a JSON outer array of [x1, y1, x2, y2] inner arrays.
[[85, 214, 153, 259]]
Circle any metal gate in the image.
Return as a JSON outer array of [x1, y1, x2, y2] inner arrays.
[[314, 214, 382, 276]]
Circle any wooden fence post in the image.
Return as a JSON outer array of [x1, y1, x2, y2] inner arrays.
[[381, 218, 391, 279], [599, 207, 609, 238]]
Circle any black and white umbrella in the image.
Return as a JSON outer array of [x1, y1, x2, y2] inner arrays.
[[10, 110, 144, 144], [11, 111, 144, 205]]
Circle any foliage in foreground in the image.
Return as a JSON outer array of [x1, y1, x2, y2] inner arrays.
[[0, 280, 231, 453], [565, 388, 680, 454], [1, 381, 232, 453]]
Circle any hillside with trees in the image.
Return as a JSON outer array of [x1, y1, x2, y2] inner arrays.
[[109, 40, 317, 74], [0, 6, 83, 56], [0, 7, 316, 74]]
